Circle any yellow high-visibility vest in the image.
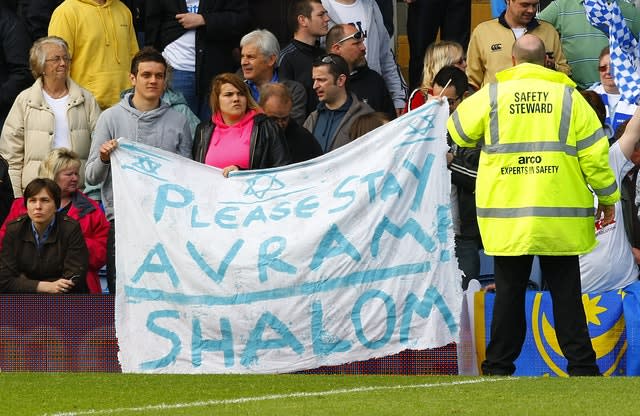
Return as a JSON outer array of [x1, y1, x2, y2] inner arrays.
[[448, 63, 619, 256]]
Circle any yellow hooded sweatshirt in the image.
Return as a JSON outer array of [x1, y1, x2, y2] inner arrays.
[[49, 0, 139, 109]]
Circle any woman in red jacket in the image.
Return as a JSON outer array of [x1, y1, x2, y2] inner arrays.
[[0, 148, 109, 294]]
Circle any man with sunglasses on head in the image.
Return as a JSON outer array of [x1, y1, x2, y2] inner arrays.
[[303, 53, 373, 152], [321, 0, 408, 116], [326, 23, 395, 120]]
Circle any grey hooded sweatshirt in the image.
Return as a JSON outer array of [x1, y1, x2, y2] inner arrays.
[[85, 93, 192, 221]]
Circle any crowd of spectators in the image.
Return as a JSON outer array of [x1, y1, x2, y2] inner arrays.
[[0, 0, 638, 316]]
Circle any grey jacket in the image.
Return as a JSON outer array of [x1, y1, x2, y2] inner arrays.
[[281, 79, 308, 126], [303, 93, 374, 152], [85, 94, 192, 221]]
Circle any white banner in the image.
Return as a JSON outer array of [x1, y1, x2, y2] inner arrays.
[[113, 102, 462, 373]]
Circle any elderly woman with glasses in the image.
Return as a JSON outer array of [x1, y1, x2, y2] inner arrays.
[[192, 73, 291, 177], [0, 36, 101, 198]]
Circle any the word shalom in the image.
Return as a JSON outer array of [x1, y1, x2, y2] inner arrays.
[[139, 286, 457, 371]]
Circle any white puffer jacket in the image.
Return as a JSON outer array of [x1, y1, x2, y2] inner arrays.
[[0, 77, 101, 196]]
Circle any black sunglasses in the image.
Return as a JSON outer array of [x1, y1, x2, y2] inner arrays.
[[319, 55, 337, 65]]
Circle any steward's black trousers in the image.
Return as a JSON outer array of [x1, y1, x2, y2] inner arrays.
[[481, 255, 600, 376]]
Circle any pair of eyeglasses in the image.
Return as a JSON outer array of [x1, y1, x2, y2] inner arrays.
[[598, 64, 611, 73], [334, 30, 364, 45], [45, 55, 72, 64]]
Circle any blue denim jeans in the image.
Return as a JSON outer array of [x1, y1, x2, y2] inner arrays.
[[171, 68, 198, 116]]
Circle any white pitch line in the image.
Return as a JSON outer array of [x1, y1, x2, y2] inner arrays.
[[46, 377, 516, 416]]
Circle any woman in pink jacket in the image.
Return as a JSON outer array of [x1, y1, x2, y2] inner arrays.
[[0, 148, 109, 294]]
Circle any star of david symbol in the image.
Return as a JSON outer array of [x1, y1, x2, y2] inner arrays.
[[406, 114, 436, 136], [121, 154, 167, 181], [244, 174, 285, 199], [395, 114, 438, 148], [132, 155, 162, 176]]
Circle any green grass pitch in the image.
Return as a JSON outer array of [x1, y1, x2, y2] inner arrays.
[[3, 374, 640, 415]]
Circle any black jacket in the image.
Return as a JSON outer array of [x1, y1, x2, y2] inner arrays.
[[621, 168, 640, 249], [121, 0, 145, 33], [284, 119, 322, 163], [145, 0, 250, 97], [348, 65, 396, 120], [449, 142, 481, 239], [278, 39, 325, 114], [193, 113, 291, 169], [248, 0, 290, 47], [0, 156, 14, 227], [0, 5, 32, 126], [0, 212, 89, 293], [14, 0, 63, 41]]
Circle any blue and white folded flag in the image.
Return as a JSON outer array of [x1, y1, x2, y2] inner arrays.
[[585, 0, 640, 105]]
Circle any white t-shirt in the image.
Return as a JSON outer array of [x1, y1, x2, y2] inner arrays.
[[323, 0, 405, 108], [579, 142, 639, 293], [163, 0, 199, 72], [328, 0, 369, 47], [43, 91, 71, 149], [512, 28, 526, 40]]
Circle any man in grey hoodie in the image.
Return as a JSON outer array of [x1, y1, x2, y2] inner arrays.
[[85, 47, 192, 294]]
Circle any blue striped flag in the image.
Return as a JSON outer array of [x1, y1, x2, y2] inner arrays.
[[585, 0, 640, 105]]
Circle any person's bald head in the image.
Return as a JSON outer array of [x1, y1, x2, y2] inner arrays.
[[511, 34, 546, 66]]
